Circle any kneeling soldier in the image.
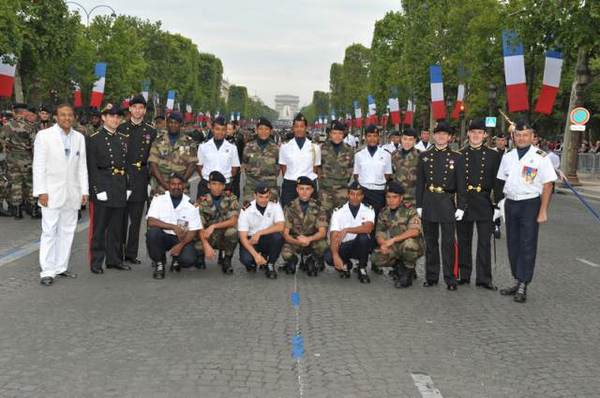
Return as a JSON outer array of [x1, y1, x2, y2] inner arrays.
[[238, 183, 285, 278], [195, 171, 239, 274], [146, 174, 203, 279], [372, 181, 424, 288], [282, 176, 328, 276]]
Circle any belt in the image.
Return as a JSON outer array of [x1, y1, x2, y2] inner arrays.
[[427, 184, 451, 194], [360, 183, 386, 191], [132, 161, 147, 170], [112, 167, 125, 176], [505, 193, 539, 201], [467, 184, 489, 193]]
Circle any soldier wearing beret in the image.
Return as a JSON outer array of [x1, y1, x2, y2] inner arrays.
[[383, 130, 401, 154], [391, 128, 420, 206], [242, 117, 279, 204], [84, 108, 102, 137], [36, 105, 53, 132]]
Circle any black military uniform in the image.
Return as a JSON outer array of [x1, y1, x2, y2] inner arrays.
[[416, 122, 466, 289], [87, 105, 129, 274], [117, 95, 157, 264], [456, 119, 501, 288]]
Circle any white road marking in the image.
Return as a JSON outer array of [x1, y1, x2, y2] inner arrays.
[[576, 258, 600, 268], [411, 373, 444, 398]]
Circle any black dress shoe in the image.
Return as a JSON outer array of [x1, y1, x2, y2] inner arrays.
[[91, 267, 104, 274], [423, 280, 438, 287], [457, 278, 470, 285], [447, 284, 458, 291], [57, 270, 78, 278], [40, 276, 54, 286], [124, 257, 141, 264], [500, 283, 519, 296], [513, 282, 527, 303], [476, 282, 497, 290], [106, 263, 131, 271]]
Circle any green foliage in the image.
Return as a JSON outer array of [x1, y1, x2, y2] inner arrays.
[[228, 85, 248, 117]]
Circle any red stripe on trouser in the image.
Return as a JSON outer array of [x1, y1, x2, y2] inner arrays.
[[88, 200, 94, 268], [453, 239, 459, 279]]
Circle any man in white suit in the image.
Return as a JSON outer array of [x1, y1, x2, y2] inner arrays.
[[33, 104, 88, 286]]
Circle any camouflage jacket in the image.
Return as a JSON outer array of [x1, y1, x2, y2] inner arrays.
[[242, 139, 279, 185], [0, 117, 34, 160], [196, 192, 239, 227], [148, 130, 198, 178], [391, 147, 419, 201], [318, 141, 354, 190], [375, 202, 421, 239], [284, 198, 328, 237]]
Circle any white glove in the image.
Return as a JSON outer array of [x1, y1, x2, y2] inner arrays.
[[417, 208, 422, 218], [497, 198, 506, 221], [96, 191, 108, 201], [454, 209, 464, 221], [493, 208, 502, 221], [126, 190, 132, 199]]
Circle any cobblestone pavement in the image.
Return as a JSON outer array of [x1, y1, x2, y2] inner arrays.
[[0, 194, 599, 397]]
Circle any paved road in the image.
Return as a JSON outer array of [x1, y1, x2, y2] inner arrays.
[[0, 193, 599, 397]]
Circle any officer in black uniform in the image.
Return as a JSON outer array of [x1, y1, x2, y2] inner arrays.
[[416, 121, 466, 290], [117, 94, 157, 265], [456, 118, 501, 289], [86, 104, 129, 274]]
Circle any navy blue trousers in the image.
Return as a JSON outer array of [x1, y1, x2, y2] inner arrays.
[[239, 232, 284, 268], [324, 233, 372, 268], [505, 197, 541, 283]]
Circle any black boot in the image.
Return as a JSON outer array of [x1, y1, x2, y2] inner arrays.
[[500, 281, 519, 296], [513, 282, 527, 303], [12, 205, 23, 219], [217, 250, 224, 266], [195, 257, 206, 269], [305, 255, 317, 277], [265, 262, 278, 279], [31, 204, 42, 219], [153, 262, 165, 279], [357, 266, 370, 284], [394, 264, 412, 288], [317, 256, 325, 272], [169, 258, 181, 272], [221, 256, 233, 274]]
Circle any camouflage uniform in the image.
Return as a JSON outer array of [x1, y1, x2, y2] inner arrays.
[[281, 198, 329, 263], [371, 202, 424, 269], [0, 150, 9, 213], [241, 139, 279, 203], [318, 141, 354, 217], [194, 192, 239, 257], [391, 147, 419, 205], [81, 123, 101, 137], [148, 131, 198, 196], [0, 117, 35, 208]]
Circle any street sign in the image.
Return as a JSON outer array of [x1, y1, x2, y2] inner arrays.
[[485, 117, 497, 127], [570, 124, 586, 131], [569, 107, 590, 125]]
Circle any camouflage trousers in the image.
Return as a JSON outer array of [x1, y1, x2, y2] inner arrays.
[[7, 161, 32, 206], [281, 238, 328, 263], [0, 162, 10, 204], [318, 188, 347, 219], [194, 227, 238, 257], [243, 178, 278, 205], [371, 236, 424, 269]]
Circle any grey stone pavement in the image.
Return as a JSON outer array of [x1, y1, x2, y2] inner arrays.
[[0, 193, 599, 398]]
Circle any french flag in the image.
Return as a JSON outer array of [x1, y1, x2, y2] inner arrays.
[[345, 113, 353, 129], [185, 104, 193, 122], [166, 90, 175, 111], [403, 99, 415, 126], [230, 112, 235, 121], [0, 55, 17, 98], [141, 80, 150, 102], [367, 95, 377, 125], [90, 63, 107, 108], [353, 101, 362, 128], [388, 97, 401, 125], [535, 51, 563, 115], [72, 81, 82, 109], [121, 96, 130, 109], [430, 65, 446, 121], [451, 84, 465, 120], [236, 112, 241, 121], [502, 30, 529, 112]]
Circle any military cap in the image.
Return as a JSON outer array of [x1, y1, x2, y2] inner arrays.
[[293, 113, 307, 124], [365, 124, 379, 134], [348, 181, 363, 191], [468, 118, 486, 131], [167, 112, 183, 123], [514, 118, 532, 131], [388, 130, 400, 137], [331, 120, 346, 131], [89, 108, 101, 117], [12, 103, 29, 111], [213, 115, 226, 126], [296, 176, 314, 188], [433, 121, 453, 134], [255, 182, 270, 194], [39, 105, 51, 113], [402, 128, 418, 138], [101, 103, 120, 115], [386, 181, 405, 195], [28, 105, 37, 113], [209, 171, 226, 184], [256, 117, 272, 129], [129, 94, 147, 107]]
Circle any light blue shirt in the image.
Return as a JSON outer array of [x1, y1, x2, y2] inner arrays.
[[60, 128, 72, 157]]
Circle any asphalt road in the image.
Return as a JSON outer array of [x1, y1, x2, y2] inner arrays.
[[0, 193, 598, 397]]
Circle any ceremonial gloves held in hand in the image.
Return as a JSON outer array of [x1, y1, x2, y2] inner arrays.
[[97, 192, 108, 201], [454, 209, 464, 221]]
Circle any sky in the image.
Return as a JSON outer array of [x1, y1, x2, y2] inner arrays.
[[69, 0, 399, 108]]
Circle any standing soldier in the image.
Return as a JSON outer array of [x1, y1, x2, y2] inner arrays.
[[36, 105, 53, 132], [86, 104, 129, 274], [317, 120, 354, 219], [391, 128, 420, 205], [225, 120, 242, 198], [148, 112, 198, 197], [242, 117, 279, 204], [382, 130, 401, 154], [497, 119, 557, 303], [0, 103, 35, 219], [371, 181, 424, 288], [416, 121, 466, 290], [195, 171, 239, 274], [84, 109, 102, 136], [281, 177, 328, 276], [456, 118, 501, 289], [415, 129, 433, 152], [117, 94, 157, 265]]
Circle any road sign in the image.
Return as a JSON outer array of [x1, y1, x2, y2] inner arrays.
[[569, 107, 590, 125], [570, 124, 586, 131], [485, 117, 497, 127]]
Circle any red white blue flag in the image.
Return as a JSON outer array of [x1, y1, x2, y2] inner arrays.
[[367, 95, 377, 125], [429, 65, 446, 121], [388, 97, 401, 125], [534, 51, 563, 115], [0, 54, 17, 98], [502, 30, 529, 112], [403, 98, 415, 126], [90, 63, 107, 108], [451, 84, 465, 120], [166, 90, 175, 111], [353, 101, 363, 128]]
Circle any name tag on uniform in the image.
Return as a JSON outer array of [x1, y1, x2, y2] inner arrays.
[[522, 166, 537, 184]]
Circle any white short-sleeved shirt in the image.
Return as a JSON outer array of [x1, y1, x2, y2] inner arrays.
[[237, 200, 285, 237], [382, 142, 399, 155], [329, 202, 375, 243], [197, 138, 240, 182], [278, 138, 321, 180], [497, 146, 558, 201], [146, 192, 202, 235], [353, 146, 392, 190], [344, 134, 358, 148], [415, 140, 433, 152]]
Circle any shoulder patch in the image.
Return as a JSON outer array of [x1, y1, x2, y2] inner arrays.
[[242, 202, 251, 210], [89, 131, 100, 138], [536, 149, 547, 157]]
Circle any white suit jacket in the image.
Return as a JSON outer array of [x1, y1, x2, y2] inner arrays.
[[32, 124, 89, 209]]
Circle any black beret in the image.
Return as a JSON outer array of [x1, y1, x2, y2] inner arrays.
[[386, 181, 405, 195], [154, 115, 165, 121], [256, 117, 272, 129], [365, 124, 379, 134], [28, 106, 37, 113], [39, 105, 51, 113], [101, 103, 121, 115], [468, 118, 486, 131], [402, 128, 418, 138], [514, 118, 531, 131], [208, 171, 226, 184], [293, 113, 307, 124], [213, 116, 226, 126], [89, 108, 101, 117], [129, 94, 147, 107], [331, 120, 346, 131], [13, 103, 29, 111], [388, 130, 400, 137], [255, 182, 270, 194], [433, 121, 453, 134], [167, 112, 183, 123], [296, 176, 314, 188], [348, 181, 363, 191]]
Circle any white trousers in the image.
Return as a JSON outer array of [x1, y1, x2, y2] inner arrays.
[[39, 207, 78, 278]]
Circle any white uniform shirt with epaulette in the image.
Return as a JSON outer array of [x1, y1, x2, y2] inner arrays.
[[329, 202, 375, 243], [278, 138, 321, 180], [497, 146, 557, 201], [415, 140, 433, 152], [197, 138, 240, 183], [237, 200, 285, 237], [146, 192, 202, 235], [382, 142, 400, 155], [353, 145, 392, 190], [343, 134, 359, 148]]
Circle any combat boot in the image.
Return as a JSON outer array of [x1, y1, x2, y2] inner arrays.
[[265, 262, 278, 279], [153, 262, 165, 279], [169, 258, 181, 272], [500, 281, 519, 296], [217, 250, 224, 266], [513, 282, 527, 303], [316, 256, 325, 272], [195, 257, 206, 270], [11, 205, 23, 219], [357, 266, 370, 284], [394, 264, 412, 288], [305, 255, 317, 277], [221, 256, 233, 274], [31, 204, 41, 219], [338, 262, 352, 279]]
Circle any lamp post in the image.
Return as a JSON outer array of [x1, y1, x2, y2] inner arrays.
[[488, 83, 497, 143], [66, 1, 117, 26]]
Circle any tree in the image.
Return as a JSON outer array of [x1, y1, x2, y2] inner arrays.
[[228, 85, 248, 118]]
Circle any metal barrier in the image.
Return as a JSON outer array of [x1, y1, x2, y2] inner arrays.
[[577, 153, 600, 175]]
